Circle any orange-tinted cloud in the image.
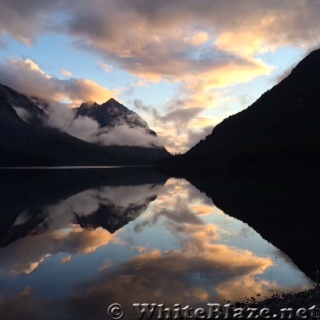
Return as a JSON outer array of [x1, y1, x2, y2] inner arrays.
[[63, 247, 274, 320], [97, 61, 113, 73], [0, 58, 113, 104], [61, 255, 72, 264], [1, 1, 319, 85], [61, 69, 72, 77], [0, 225, 116, 275], [1, 0, 320, 153]]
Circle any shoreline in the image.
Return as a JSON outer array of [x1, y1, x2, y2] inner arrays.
[[233, 286, 320, 313]]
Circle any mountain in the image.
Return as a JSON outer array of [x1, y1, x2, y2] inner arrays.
[[0, 83, 169, 166], [75, 193, 157, 234], [166, 49, 320, 171], [76, 98, 157, 136]]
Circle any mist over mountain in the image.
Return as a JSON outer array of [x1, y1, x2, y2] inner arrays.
[[164, 49, 320, 171], [77, 98, 157, 135], [0, 83, 169, 166], [73, 98, 163, 147]]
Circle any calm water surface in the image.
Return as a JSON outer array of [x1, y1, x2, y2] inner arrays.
[[0, 168, 313, 319]]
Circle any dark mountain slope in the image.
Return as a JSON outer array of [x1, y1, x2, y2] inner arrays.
[[168, 49, 320, 170], [0, 83, 169, 166], [168, 169, 320, 283]]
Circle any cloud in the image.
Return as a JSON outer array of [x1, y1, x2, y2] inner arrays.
[[11, 106, 32, 123], [0, 59, 163, 148], [1, 1, 280, 84], [46, 102, 163, 147], [0, 0, 60, 45], [0, 57, 164, 148], [2, 0, 320, 152], [96, 125, 163, 147], [133, 99, 214, 152], [134, 99, 161, 119], [46, 103, 100, 142], [1, 1, 320, 84], [2, 0, 320, 50], [0, 58, 113, 104], [160, 107, 204, 128], [184, 31, 209, 47], [185, 125, 214, 149], [52, 0, 308, 94], [61, 69, 72, 77], [97, 61, 113, 73]]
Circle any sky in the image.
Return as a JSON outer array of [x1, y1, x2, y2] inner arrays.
[[0, 0, 320, 153]]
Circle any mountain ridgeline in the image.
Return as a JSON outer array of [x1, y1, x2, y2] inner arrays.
[[76, 99, 157, 136], [165, 49, 320, 172], [0, 84, 169, 166]]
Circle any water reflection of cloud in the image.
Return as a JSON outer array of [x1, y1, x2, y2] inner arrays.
[[133, 180, 211, 233], [0, 225, 115, 275], [129, 178, 312, 303], [0, 177, 314, 320], [64, 247, 274, 319], [0, 287, 57, 320], [60, 255, 72, 264], [0, 182, 164, 276], [190, 203, 215, 215], [158, 199, 205, 225], [98, 259, 113, 271], [167, 223, 220, 244], [66, 178, 275, 312]]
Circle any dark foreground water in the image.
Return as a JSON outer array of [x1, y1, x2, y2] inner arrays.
[[0, 168, 314, 319]]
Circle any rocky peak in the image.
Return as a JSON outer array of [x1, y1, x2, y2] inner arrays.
[[76, 98, 157, 135]]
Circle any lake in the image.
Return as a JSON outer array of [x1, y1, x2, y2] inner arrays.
[[0, 168, 314, 319]]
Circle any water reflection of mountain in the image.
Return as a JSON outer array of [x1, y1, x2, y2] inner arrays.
[[174, 170, 320, 282], [0, 173, 313, 320], [75, 193, 157, 233], [0, 168, 167, 247]]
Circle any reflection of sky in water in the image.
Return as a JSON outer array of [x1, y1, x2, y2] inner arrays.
[[0, 176, 313, 319]]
